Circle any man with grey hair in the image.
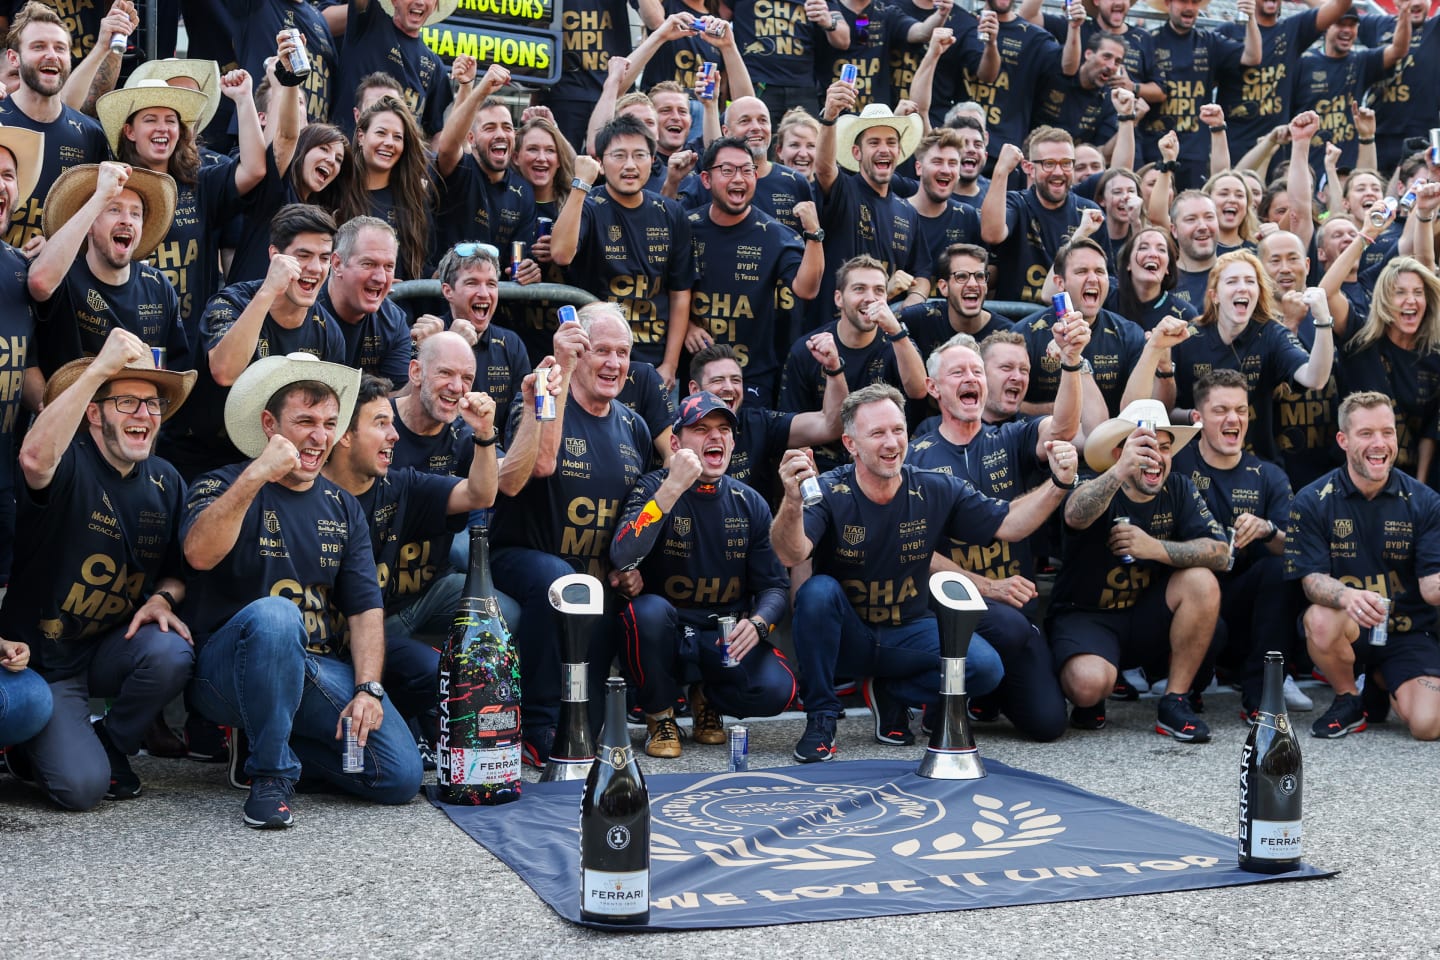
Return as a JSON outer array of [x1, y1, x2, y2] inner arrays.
[[490, 303, 651, 766], [771, 383, 1068, 762], [317, 215, 410, 384]]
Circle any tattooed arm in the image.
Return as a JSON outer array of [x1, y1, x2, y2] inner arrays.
[[1303, 571, 1389, 628], [1301, 572, 1350, 609], [1063, 470, 1122, 530], [1158, 537, 1230, 571]]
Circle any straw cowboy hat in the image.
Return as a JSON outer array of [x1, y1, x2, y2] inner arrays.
[[42, 164, 178, 262], [1084, 399, 1200, 472], [95, 79, 211, 154], [126, 58, 223, 131], [224, 353, 361, 459], [44, 355, 197, 423], [836, 103, 924, 172], [0, 124, 43, 216], [377, 0, 459, 27]]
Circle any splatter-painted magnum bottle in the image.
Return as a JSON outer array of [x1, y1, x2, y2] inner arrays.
[[437, 524, 522, 805]]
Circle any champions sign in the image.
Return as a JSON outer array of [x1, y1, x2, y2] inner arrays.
[[432, 759, 1331, 929], [420, 0, 562, 83]]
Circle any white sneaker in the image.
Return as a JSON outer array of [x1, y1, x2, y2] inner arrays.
[[1283, 675, 1314, 711], [1122, 668, 1149, 694]]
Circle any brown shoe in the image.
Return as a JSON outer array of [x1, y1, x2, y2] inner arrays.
[[689, 684, 726, 745], [645, 708, 683, 758]]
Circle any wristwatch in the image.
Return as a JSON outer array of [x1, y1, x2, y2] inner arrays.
[[802, 228, 826, 242], [748, 616, 771, 638], [354, 681, 386, 700], [884, 322, 911, 343], [1060, 358, 1092, 375]]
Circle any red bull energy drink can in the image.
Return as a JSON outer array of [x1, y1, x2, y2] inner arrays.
[[151, 346, 167, 369], [717, 616, 738, 667], [840, 63, 859, 86], [342, 716, 364, 773], [1370, 598, 1391, 646], [558, 304, 578, 326], [510, 241, 525, 279], [1052, 291, 1073, 317], [728, 725, 748, 772], [536, 217, 553, 238], [698, 61, 718, 101], [536, 364, 557, 421]]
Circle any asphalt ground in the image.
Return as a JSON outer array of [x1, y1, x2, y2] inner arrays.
[[1, 680, 1436, 960]]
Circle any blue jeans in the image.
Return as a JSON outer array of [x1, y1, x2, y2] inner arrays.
[[793, 575, 1004, 716], [0, 667, 51, 748], [191, 598, 421, 804]]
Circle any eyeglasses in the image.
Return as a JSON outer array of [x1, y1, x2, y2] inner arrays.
[[452, 241, 499, 259], [605, 150, 652, 164], [103, 395, 170, 415], [1033, 158, 1076, 172], [949, 270, 988, 283], [709, 162, 757, 178]]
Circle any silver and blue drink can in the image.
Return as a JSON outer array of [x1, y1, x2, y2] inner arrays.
[[1370, 598, 1391, 646], [1225, 526, 1238, 571], [151, 346, 167, 370], [717, 616, 738, 667], [510, 240, 525, 279], [800, 475, 823, 506], [536, 217, 553, 238], [1400, 187, 1420, 213], [536, 364, 557, 420], [840, 63, 859, 86], [1115, 515, 1134, 564], [691, 15, 708, 32], [1429, 128, 1440, 166], [109, 31, 127, 55], [342, 716, 364, 773], [699, 61, 719, 101], [557, 304, 578, 326], [1137, 418, 1156, 433], [283, 27, 311, 78], [728, 725, 748, 772], [1052, 291, 1073, 317]]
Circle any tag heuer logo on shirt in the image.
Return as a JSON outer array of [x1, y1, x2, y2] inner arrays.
[[842, 524, 866, 545], [566, 437, 587, 457], [673, 516, 692, 537], [264, 510, 281, 534], [1333, 519, 1353, 539], [608, 225, 624, 243], [86, 288, 108, 313]]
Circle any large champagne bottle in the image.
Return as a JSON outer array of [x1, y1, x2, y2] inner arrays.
[[1239, 651, 1303, 873], [437, 524, 522, 805], [579, 677, 650, 925]]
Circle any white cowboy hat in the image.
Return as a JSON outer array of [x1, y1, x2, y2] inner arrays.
[[96, 79, 210, 154], [42, 164, 178, 262], [126, 58, 223, 132], [0, 124, 43, 215], [1084, 398, 1200, 472], [835, 103, 923, 173], [377, 0, 459, 27], [224, 353, 361, 459]]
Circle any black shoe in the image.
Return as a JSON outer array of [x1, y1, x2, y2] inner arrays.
[[1110, 676, 1141, 701], [185, 714, 230, 764], [1, 746, 36, 785], [793, 712, 838, 763], [1155, 692, 1211, 743], [243, 776, 296, 829], [416, 737, 437, 771], [1069, 702, 1107, 730], [1361, 675, 1390, 724], [864, 677, 915, 745], [227, 727, 251, 790], [1189, 690, 1206, 714], [967, 694, 1001, 723], [93, 718, 141, 800], [1311, 693, 1367, 739], [141, 715, 188, 758]]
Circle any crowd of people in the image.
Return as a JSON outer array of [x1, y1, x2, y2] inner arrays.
[[0, 0, 1439, 831]]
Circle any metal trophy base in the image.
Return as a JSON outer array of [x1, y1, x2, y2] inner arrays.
[[540, 756, 594, 782], [917, 743, 986, 780]]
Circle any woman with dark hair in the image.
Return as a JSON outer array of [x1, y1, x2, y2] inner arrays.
[[1110, 226, 1197, 333], [1092, 167, 1144, 267], [337, 95, 434, 281]]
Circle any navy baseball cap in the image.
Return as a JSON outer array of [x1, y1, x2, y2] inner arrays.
[[674, 391, 739, 430]]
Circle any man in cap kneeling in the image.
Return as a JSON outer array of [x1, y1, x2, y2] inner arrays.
[[182, 353, 421, 829], [1046, 399, 1228, 743], [0, 327, 195, 809]]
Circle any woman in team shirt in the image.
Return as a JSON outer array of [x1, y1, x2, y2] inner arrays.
[[511, 115, 578, 362], [1093, 167, 1144, 267], [1202, 170, 1259, 256], [1341, 257, 1440, 482], [338, 95, 432, 281], [1109, 226, 1197, 335], [775, 108, 820, 182]]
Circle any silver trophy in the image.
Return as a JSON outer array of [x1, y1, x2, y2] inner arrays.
[[917, 572, 988, 780], [541, 573, 605, 781]]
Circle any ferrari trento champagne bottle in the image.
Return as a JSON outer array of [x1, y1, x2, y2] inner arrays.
[[579, 678, 651, 924], [1239, 651, 1303, 873], [437, 525, 522, 805]]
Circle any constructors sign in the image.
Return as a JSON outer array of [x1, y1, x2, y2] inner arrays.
[[420, 0, 562, 84]]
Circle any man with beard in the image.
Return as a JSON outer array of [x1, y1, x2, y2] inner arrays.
[[688, 342, 847, 498], [1049, 399, 1227, 741], [1287, 392, 1440, 741], [0, 329, 195, 809], [905, 129, 982, 297], [166, 203, 345, 480], [610, 392, 797, 758], [908, 333, 1082, 742], [326, 0, 453, 136], [1018, 237, 1144, 419], [1169, 369, 1297, 719], [316, 217, 411, 386], [948, 115, 990, 210], [772, 384, 1065, 760], [0, 3, 111, 251], [1142, 0, 1260, 191], [1035, 32, 1124, 155], [28, 163, 188, 379], [718, 96, 813, 233], [1021, 0, 1164, 107], [552, 114, 694, 390], [981, 127, 1102, 304], [1168, 189, 1219, 309], [490, 304, 652, 765], [814, 90, 927, 311], [432, 66, 540, 283], [686, 137, 824, 405], [900, 244, 1008, 362], [965, 0, 1059, 173]]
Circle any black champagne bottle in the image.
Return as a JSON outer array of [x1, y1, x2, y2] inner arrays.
[[437, 525, 522, 805], [579, 677, 650, 924], [1239, 651, 1303, 873]]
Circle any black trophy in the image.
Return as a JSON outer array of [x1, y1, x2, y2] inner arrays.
[[541, 572, 604, 782], [918, 571, 988, 780]]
